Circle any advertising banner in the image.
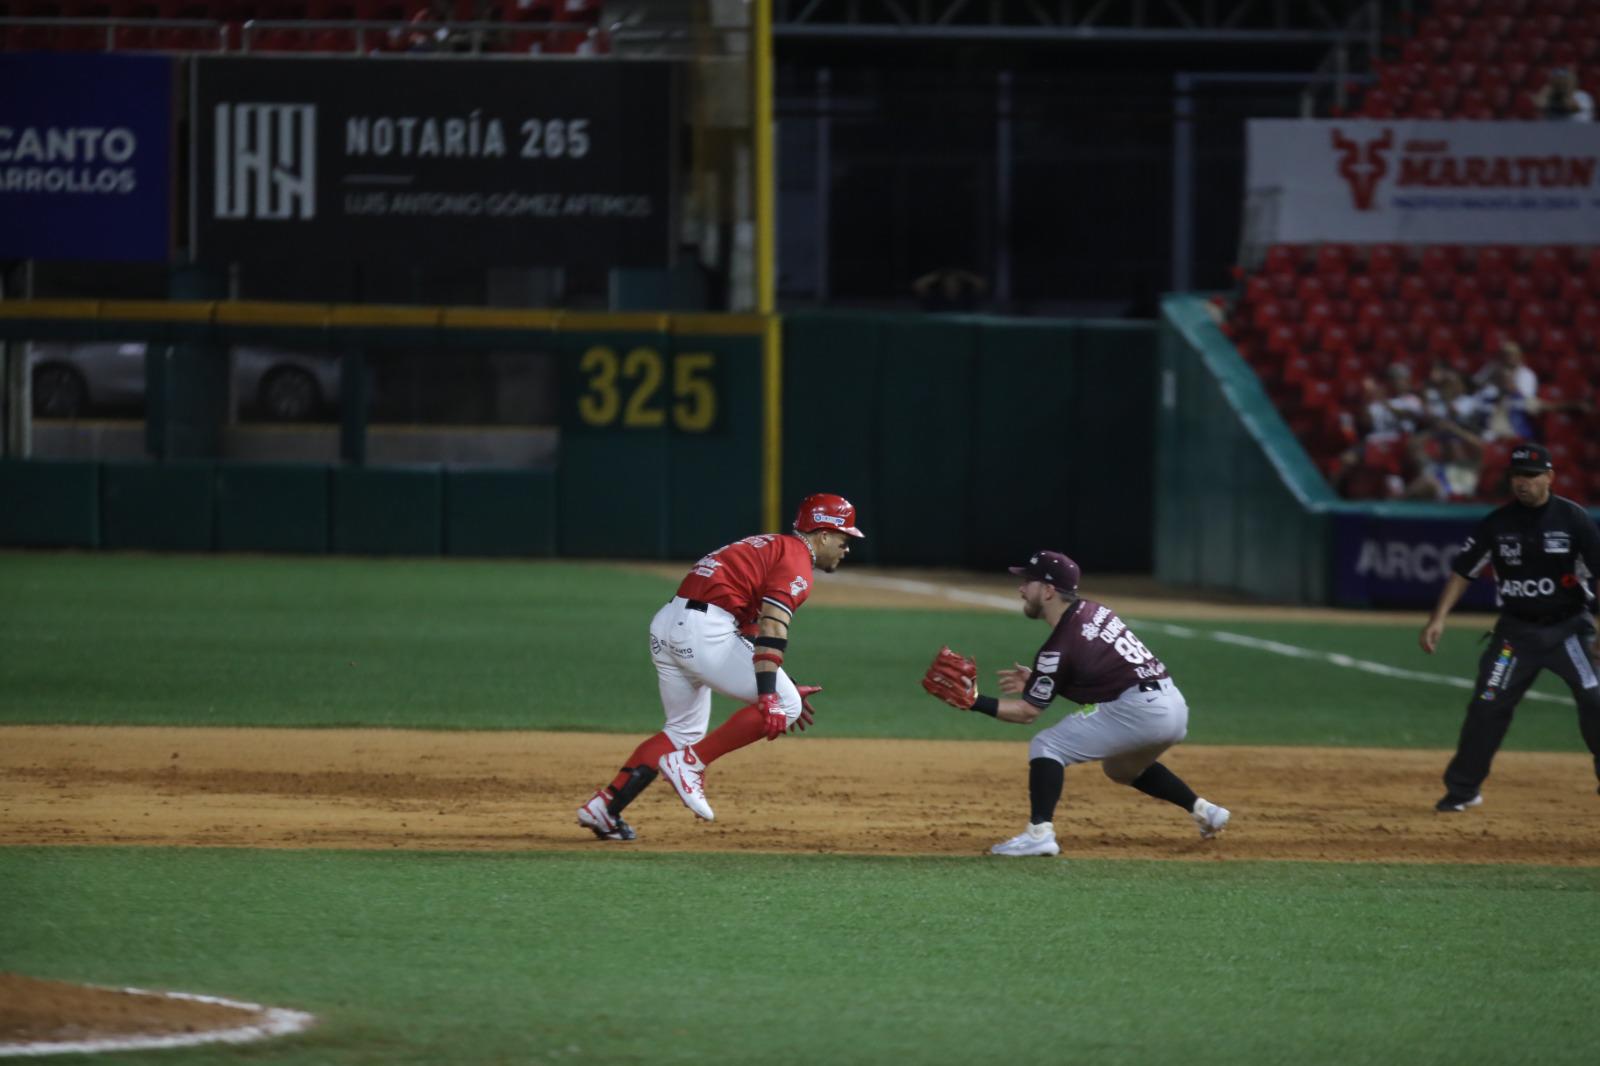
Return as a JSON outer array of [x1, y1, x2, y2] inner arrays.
[[1247, 119, 1600, 245], [1331, 512, 1500, 609], [0, 54, 172, 262], [193, 57, 675, 269]]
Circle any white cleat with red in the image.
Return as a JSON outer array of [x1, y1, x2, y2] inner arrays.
[[659, 747, 715, 821]]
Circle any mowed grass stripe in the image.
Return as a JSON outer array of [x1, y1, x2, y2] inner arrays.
[[0, 553, 1588, 750], [3, 847, 1598, 1066]]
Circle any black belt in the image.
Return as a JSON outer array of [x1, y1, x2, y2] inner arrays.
[[1504, 610, 1581, 627], [1138, 679, 1164, 692], [685, 599, 710, 613]]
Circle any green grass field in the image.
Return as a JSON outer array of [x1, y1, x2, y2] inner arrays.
[[3, 552, 1598, 1064]]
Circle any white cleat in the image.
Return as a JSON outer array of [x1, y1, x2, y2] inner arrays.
[[659, 747, 715, 821], [989, 821, 1061, 857], [577, 790, 636, 841], [1192, 798, 1230, 840]]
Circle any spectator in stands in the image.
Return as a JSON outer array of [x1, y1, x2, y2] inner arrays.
[[458, 0, 507, 52], [1472, 340, 1537, 402], [1404, 424, 1485, 502], [405, 0, 454, 51], [1424, 366, 1488, 438], [1531, 68, 1594, 122], [1374, 362, 1425, 434], [1477, 365, 1542, 442]]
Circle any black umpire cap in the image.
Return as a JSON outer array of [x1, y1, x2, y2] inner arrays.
[[1009, 551, 1081, 593], [1508, 442, 1553, 474]]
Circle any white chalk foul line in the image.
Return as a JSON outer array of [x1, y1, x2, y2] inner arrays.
[[0, 988, 315, 1058], [836, 574, 1569, 705]]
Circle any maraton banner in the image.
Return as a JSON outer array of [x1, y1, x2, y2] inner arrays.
[[1247, 119, 1600, 245], [0, 54, 173, 262], [193, 57, 675, 269]]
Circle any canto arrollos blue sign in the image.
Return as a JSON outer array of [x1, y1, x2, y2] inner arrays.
[[0, 53, 173, 262]]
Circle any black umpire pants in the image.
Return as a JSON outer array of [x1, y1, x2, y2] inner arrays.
[[1443, 614, 1600, 798]]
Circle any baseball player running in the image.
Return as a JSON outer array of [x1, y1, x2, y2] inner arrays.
[[921, 550, 1230, 856], [577, 493, 864, 840], [1420, 442, 1600, 812]]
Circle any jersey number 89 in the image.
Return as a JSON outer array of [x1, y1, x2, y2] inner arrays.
[[1114, 633, 1153, 665]]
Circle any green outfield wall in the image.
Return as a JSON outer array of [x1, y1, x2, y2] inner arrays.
[[781, 312, 1157, 572], [1, 304, 1157, 569]]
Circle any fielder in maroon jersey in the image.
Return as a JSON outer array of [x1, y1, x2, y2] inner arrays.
[[922, 550, 1231, 856]]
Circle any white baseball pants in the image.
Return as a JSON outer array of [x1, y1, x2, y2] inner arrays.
[[1028, 677, 1191, 783], [649, 596, 801, 747]]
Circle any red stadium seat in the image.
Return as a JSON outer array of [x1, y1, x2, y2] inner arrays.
[[1314, 243, 1353, 277], [1244, 274, 1274, 305], [1452, 274, 1483, 305], [1365, 244, 1402, 276], [1346, 273, 1378, 305], [1561, 272, 1587, 305], [1321, 324, 1355, 358], [1368, 268, 1402, 299], [1374, 61, 1417, 96], [1428, 325, 1464, 364], [1264, 245, 1301, 277], [1359, 88, 1397, 117], [1398, 274, 1431, 305], [1267, 323, 1299, 357], [1570, 300, 1600, 345]]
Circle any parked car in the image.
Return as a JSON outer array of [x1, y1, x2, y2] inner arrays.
[[28, 342, 342, 422]]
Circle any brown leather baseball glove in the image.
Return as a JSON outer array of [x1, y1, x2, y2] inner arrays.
[[921, 645, 978, 710]]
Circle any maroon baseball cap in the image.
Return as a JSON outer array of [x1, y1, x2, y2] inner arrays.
[[1008, 551, 1081, 592]]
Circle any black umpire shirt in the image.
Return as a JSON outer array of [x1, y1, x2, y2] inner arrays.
[[1451, 493, 1600, 625]]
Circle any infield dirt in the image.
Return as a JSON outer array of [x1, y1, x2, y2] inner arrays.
[[4, 725, 1598, 865]]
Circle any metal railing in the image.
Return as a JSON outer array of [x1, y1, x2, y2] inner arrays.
[[0, 17, 604, 56], [0, 17, 229, 52], [237, 18, 600, 56]]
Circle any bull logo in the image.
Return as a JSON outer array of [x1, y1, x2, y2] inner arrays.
[[1330, 127, 1394, 211]]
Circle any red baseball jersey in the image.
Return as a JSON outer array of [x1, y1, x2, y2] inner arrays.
[[676, 533, 815, 633], [1021, 598, 1170, 707]]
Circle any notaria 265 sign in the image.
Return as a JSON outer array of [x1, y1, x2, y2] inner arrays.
[[194, 57, 675, 269]]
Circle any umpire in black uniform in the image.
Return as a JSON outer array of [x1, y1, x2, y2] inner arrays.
[[1419, 442, 1600, 812]]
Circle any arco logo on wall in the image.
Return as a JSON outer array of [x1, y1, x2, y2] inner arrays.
[[193, 57, 676, 270]]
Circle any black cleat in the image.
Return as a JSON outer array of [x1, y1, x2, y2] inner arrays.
[[1435, 793, 1483, 812], [599, 818, 637, 841]]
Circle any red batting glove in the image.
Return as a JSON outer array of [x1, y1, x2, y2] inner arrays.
[[758, 692, 786, 740], [789, 684, 822, 734]]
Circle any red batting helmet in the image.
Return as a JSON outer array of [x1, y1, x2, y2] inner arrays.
[[794, 493, 865, 538]]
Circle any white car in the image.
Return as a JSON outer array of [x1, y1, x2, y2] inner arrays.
[[28, 341, 342, 422]]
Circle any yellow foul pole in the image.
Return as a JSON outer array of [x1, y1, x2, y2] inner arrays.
[[754, 0, 782, 531]]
